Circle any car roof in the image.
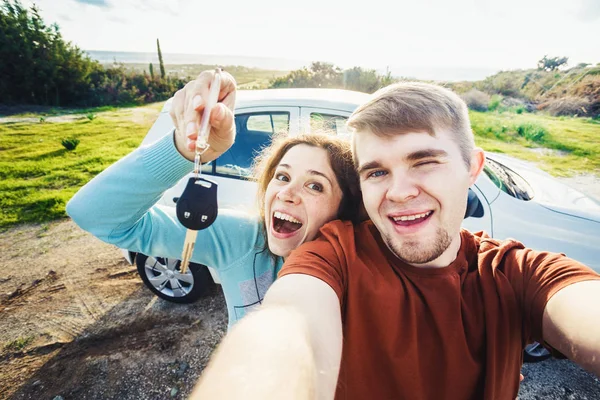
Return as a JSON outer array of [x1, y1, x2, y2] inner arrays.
[[235, 89, 370, 111], [162, 88, 371, 113]]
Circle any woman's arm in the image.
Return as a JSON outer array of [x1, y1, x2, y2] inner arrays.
[[67, 71, 253, 268]]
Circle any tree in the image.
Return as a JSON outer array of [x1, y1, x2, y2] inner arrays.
[[157, 38, 165, 79], [537, 55, 568, 71], [269, 62, 394, 93], [0, 0, 102, 105]]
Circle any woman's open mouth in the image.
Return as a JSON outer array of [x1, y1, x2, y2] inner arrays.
[[272, 211, 303, 235]]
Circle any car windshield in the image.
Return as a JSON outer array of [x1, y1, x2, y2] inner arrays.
[[484, 158, 534, 201]]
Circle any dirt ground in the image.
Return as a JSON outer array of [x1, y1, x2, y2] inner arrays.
[[0, 220, 227, 400]]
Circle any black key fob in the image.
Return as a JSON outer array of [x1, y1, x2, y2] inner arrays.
[[176, 177, 218, 230]]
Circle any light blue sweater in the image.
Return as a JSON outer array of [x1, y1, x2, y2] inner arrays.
[[67, 131, 284, 329]]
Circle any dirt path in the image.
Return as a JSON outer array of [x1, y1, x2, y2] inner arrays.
[[0, 220, 226, 399]]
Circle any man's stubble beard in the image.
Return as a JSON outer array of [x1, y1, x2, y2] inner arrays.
[[383, 226, 452, 265]]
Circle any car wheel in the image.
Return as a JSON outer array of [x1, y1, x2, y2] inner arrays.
[[523, 342, 552, 363], [136, 254, 214, 304]]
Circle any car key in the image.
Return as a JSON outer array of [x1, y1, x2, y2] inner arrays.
[[177, 69, 222, 274], [177, 177, 218, 273]]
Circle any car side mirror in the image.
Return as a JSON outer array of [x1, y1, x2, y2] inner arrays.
[[465, 188, 484, 219]]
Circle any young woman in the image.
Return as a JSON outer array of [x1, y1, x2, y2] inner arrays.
[[66, 71, 361, 329]]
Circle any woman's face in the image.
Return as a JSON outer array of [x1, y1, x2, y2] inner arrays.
[[264, 144, 343, 258]]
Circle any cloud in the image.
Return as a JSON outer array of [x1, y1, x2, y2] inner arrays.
[[578, 0, 600, 21], [107, 15, 127, 23], [58, 13, 73, 22], [74, 0, 111, 7]]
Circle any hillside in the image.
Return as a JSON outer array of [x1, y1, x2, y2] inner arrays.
[[447, 64, 600, 118]]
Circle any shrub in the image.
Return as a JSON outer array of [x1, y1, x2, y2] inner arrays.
[[61, 138, 80, 151], [538, 97, 592, 117], [516, 123, 547, 142], [537, 55, 568, 71], [86, 113, 96, 121], [269, 63, 394, 93], [461, 89, 490, 111], [478, 71, 523, 97], [488, 95, 503, 112]]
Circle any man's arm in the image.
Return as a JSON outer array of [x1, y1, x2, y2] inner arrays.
[[190, 274, 343, 400], [542, 280, 600, 376]]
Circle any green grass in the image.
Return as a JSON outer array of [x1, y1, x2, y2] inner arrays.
[[0, 103, 162, 229], [119, 63, 290, 90], [3, 335, 34, 352], [470, 111, 600, 176]]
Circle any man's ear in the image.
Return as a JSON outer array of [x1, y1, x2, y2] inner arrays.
[[468, 148, 485, 186]]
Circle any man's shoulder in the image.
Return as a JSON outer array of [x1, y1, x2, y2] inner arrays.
[[462, 229, 528, 268], [318, 219, 374, 243], [288, 219, 374, 257]]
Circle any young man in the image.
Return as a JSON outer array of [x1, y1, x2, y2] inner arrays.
[[190, 82, 600, 400]]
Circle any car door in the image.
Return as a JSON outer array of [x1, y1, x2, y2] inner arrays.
[[299, 107, 353, 137], [202, 107, 300, 209]]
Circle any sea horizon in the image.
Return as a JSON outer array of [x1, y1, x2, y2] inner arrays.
[[84, 50, 500, 82]]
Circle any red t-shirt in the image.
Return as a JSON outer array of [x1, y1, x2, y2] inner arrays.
[[280, 220, 600, 400]]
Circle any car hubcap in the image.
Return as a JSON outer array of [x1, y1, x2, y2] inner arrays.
[[144, 256, 194, 298]]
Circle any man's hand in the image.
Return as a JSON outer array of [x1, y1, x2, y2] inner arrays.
[[170, 70, 237, 163]]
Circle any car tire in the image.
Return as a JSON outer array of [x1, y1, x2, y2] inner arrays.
[[136, 253, 215, 304], [523, 342, 552, 363]]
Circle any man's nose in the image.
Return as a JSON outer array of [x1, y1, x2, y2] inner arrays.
[[276, 184, 301, 204], [386, 173, 419, 203]]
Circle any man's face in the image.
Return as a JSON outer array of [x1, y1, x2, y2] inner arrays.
[[355, 129, 483, 267]]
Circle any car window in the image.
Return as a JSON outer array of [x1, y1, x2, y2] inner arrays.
[[310, 113, 349, 137], [483, 158, 534, 201], [214, 112, 290, 178]]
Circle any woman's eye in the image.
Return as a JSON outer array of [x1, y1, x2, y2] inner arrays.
[[275, 173, 289, 182], [307, 183, 323, 192]]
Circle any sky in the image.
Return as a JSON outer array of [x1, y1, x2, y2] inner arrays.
[[21, 0, 600, 73]]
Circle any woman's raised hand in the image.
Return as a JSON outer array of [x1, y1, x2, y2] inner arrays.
[[170, 70, 237, 163]]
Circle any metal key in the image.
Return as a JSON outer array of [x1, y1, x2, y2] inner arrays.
[[178, 69, 222, 274], [180, 229, 198, 274], [177, 176, 219, 273]]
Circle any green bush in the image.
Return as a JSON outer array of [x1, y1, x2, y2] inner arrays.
[[4, 336, 34, 352], [516, 123, 547, 142], [461, 89, 490, 111], [270, 63, 395, 93], [61, 137, 80, 151], [488, 95, 503, 112], [86, 113, 96, 121], [0, 1, 185, 107], [0, 1, 100, 106]]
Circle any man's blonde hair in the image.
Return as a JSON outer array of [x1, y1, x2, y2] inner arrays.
[[347, 82, 475, 167]]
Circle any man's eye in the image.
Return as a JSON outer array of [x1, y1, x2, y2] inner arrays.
[[275, 173, 289, 182], [415, 161, 438, 167], [307, 182, 323, 192], [367, 170, 387, 179]]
